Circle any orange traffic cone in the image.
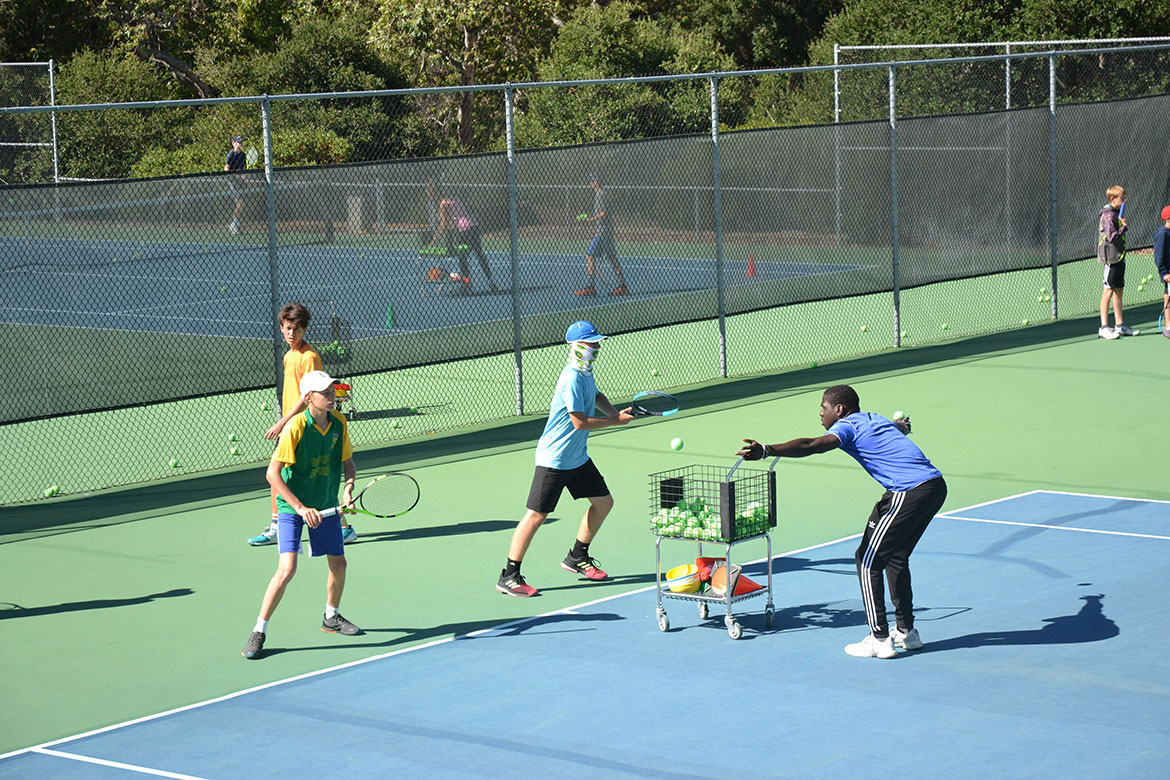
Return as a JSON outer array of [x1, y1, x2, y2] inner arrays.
[[746, 253, 756, 278]]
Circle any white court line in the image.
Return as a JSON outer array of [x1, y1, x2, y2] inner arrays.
[[943, 514, 1170, 541], [936, 490, 1044, 516], [1031, 488, 1170, 505], [32, 749, 208, 779], [0, 532, 859, 762]]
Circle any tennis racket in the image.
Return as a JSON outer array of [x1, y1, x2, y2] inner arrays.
[[245, 146, 259, 166], [631, 390, 680, 417], [323, 473, 420, 519]]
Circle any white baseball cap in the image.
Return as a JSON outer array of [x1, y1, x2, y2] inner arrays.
[[299, 370, 338, 395]]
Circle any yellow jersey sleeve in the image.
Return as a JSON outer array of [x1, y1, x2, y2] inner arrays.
[[273, 414, 307, 465]]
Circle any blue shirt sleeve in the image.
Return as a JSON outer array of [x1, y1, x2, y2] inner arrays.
[[827, 419, 855, 447]]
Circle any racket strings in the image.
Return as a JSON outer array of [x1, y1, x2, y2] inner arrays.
[[359, 475, 419, 516]]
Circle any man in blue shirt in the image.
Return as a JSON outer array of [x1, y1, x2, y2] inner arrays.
[[497, 320, 636, 597], [738, 384, 947, 658]]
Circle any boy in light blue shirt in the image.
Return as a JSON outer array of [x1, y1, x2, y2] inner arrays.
[[738, 384, 947, 659], [497, 321, 636, 597]]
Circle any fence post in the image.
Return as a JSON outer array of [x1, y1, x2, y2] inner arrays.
[[48, 60, 59, 184], [889, 66, 902, 347], [505, 85, 524, 414], [1048, 54, 1059, 319], [710, 75, 727, 377], [834, 45, 842, 245], [262, 97, 284, 403]]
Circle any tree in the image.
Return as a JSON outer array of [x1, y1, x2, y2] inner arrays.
[[515, 2, 744, 147], [372, 0, 563, 151]]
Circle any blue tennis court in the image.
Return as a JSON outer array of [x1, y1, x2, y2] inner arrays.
[[1, 236, 867, 340], [3, 490, 1166, 779]]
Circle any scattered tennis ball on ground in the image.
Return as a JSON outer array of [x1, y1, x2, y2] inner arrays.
[[1039, 288, 1047, 294], [6, 197, 14, 205], [809, 361, 818, 368], [390, 419, 399, 428], [900, 330, 907, 339], [1022, 319, 1030, 325], [260, 402, 270, 411], [220, 286, 227, 292], [227, 433, 238, 442], [670, 437, 684, 451], [168, 459, 179, 468], [1044, 296, 1051, 303], [651, 368, 659, 377], [1036, 296, 1045, 302], [940, 323, 949, 330], [577, 213, 588, 220], [230, 447, 240, 456], [859, 324, 867, 332], [409, 406, 418, 413]]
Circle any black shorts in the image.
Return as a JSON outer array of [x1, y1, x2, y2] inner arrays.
[[1103, 260, 1126, 290], [526, 459, 610, 514]]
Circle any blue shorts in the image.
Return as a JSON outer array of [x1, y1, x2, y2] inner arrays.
[[276, 512, 344, 557], [588, 235, 615, 258]]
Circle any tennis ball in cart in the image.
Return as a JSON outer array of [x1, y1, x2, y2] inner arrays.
[[670, 437, 684, 451]]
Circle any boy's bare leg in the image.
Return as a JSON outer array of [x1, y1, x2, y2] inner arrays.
[[1100, 288, 1113, 327], [258, 552, 298, 620], [508, 509, 548, 562], [325, 554, 347, 608], [577, 494, 614, 544]]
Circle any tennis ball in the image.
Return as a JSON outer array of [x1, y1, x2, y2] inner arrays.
[[260, 402, 270, 411], [1037, 296, 1045, 302], [1138, 285, 1145, 292], [390, 419, 399, 428], [1022, 319, 1030, 326], [940, 323, 948, 330], [892, 410, 905, 420], [359, 253, 366, 259], [900, 331, 907, 339], [168, 459, 179, 468], [860, 324, 867, 332], [1039, 288, 1047, 294], [1044, 296, 1051, 303], [43, 488, 53, 498], [227, 433, 238, 442], [670, 437, 684, 451], [409, 406, 418, 413], [577, 213, 588, 220], [651, 368, 659, 377], [809, 361, 818, 368], [220, 286, 227, 292], [6, 197, 13, 205], [230, 447, 240, 456]]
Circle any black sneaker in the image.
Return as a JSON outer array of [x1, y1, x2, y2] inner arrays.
[[321, 613, 362, 635], [241, 631, 265, 659], [496, 569, 538, 597], [560, 553, 608, 581]]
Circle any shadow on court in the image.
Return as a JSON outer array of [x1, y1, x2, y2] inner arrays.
[[0, 587, 194, 620], [351, 515, 560, 544], [919, 594, 1119, 653], [254, 611, 626, 659]]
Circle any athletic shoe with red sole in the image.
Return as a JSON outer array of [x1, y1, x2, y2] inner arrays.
[[561, 553, 608, 581], [497, 570, 538, 597], [610, 286, 629, 296]]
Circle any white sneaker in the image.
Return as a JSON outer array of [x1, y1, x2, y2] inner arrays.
[[890, 626, 924, 650], [844, 634, 897, 659], [229, 220, 240, 235], [1115, 324, 1139, 336], [1098, 326, 1120, 340]]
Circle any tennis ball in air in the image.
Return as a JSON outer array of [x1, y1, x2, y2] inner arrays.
[[670, 437, 684, 451], [859, 325, 867, 332], [892, 410, 905, 420], [168, 458, 179, 468]]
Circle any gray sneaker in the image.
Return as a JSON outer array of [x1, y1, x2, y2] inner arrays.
[[321, 612, 362, 635], [241, 631, 265, 659], [1098, 326, 1120, 340], [890, 626, 924, 650], [1115, 324, 1139, 336]]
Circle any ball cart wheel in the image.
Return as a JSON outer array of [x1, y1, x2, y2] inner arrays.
[[698, 602, 709, 619], [764, 606, 775, 629], [727, 620, 742, 640], [657, 610, 669, 632]]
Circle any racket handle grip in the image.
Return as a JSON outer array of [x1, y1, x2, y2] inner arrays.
[[320, 507, 340, 518]]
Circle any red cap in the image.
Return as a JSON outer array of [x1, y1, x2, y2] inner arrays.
[[1161, 205, 1170, 221]]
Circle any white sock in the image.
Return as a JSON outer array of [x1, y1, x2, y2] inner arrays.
[[253, 618, 268, 633], [325, 605, 339, 619]]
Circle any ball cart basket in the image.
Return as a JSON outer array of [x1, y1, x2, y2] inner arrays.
[[649, 457, 778, 639]]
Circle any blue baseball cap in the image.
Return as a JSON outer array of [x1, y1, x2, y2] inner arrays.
[[565, 320, 607, 343]]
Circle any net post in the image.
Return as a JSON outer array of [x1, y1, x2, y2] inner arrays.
[[505, 84, 524, 415], [262, 96, 284, 405], [710, 75, 728, 378]]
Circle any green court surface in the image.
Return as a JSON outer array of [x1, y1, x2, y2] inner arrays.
[[1, 300, 1167, 755]]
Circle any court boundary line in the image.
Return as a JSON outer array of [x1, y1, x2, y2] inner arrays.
[[0, 532, 860, 762], [30, 748, 208, 779], [942, 514, 1170, 541], [938, 488, 1170, 517]]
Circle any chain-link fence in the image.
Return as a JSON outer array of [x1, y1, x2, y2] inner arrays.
[[3, 43, 1170, 504], [0, 61, 57, 184]]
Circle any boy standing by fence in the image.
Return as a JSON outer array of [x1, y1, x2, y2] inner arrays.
[[1154, 204, 1170, 338], [1097, 185, 1137, 339]]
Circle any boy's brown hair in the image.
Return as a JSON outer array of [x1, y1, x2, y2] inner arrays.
[[1106, 185, 1126, 202], [279, 302, 312, 329]]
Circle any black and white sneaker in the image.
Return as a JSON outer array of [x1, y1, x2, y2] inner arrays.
[[241, 631, 266, 659]]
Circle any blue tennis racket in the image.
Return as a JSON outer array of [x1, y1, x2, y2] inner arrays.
[[631, 391, 680, 417]]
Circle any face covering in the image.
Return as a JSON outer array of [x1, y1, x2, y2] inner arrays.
[[568, 342, 599, 374]]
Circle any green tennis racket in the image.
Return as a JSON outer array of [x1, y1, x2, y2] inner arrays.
[[323, 473, 420, 520]]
